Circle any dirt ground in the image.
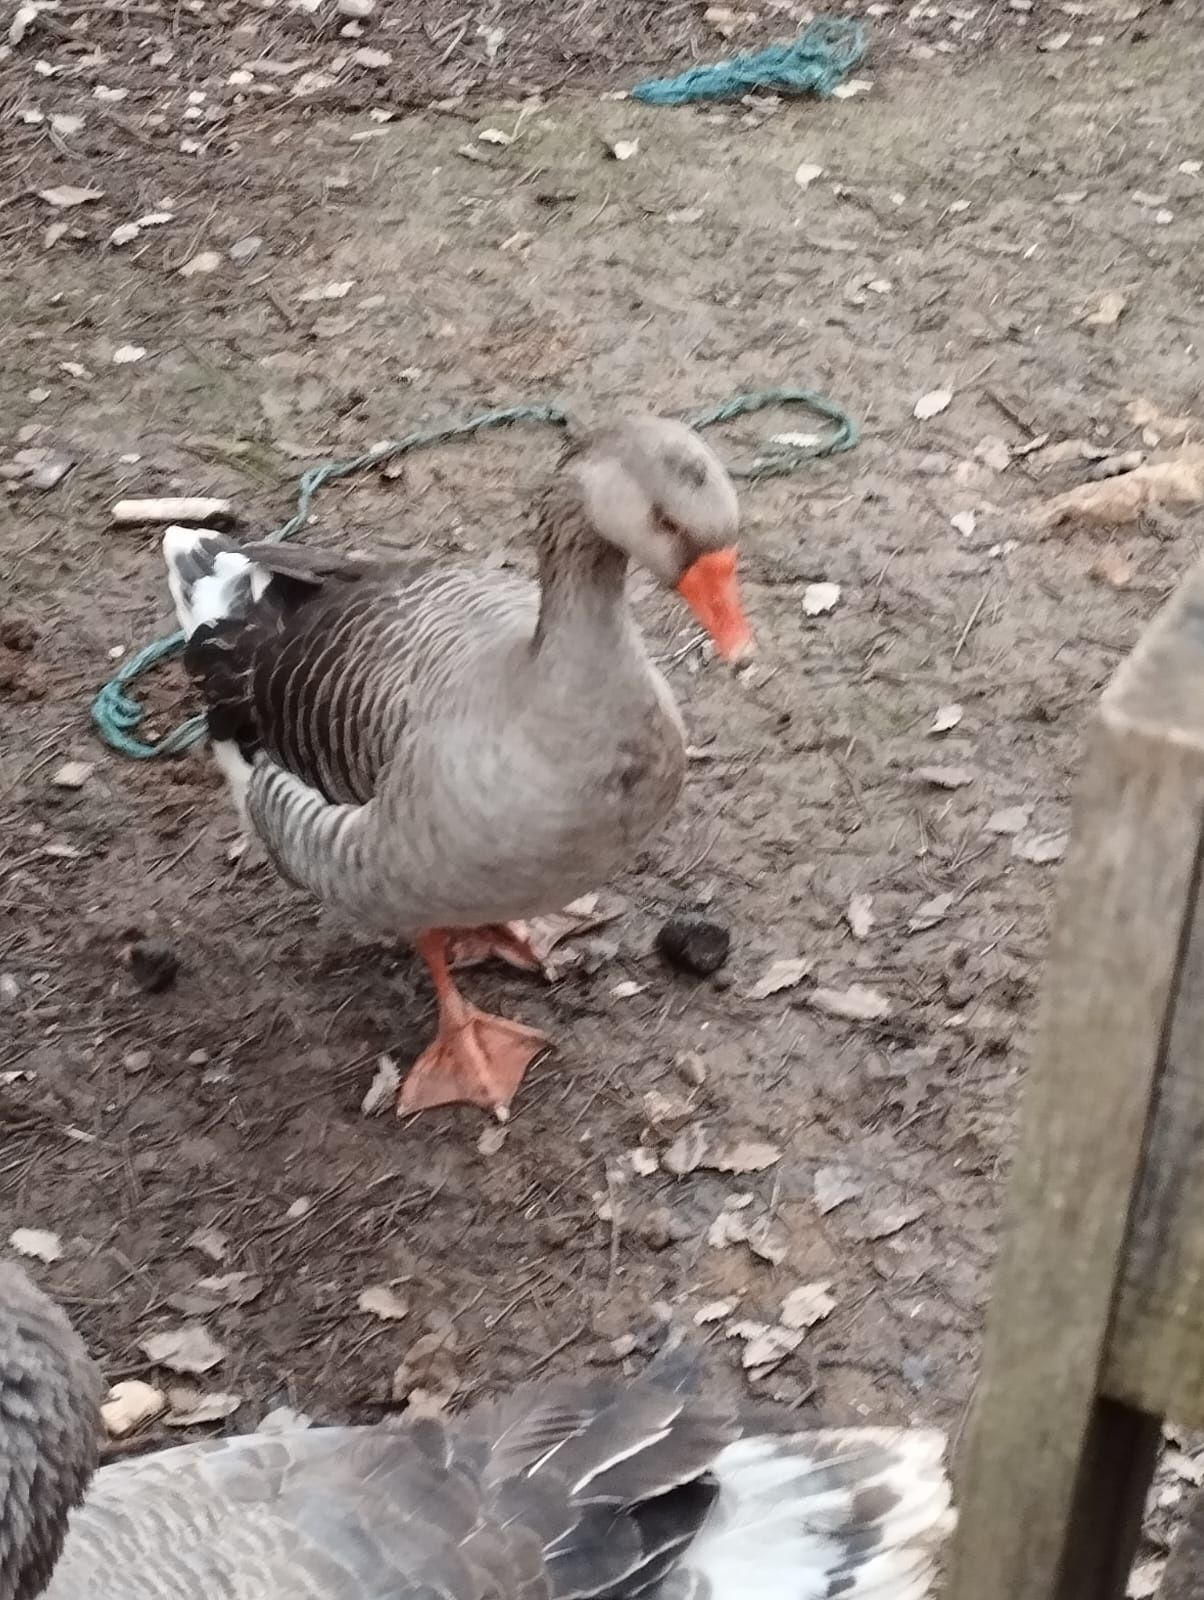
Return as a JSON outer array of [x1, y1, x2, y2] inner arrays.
[[2, 0, 1203, 1586]]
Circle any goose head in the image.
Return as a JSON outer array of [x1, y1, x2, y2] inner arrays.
[[0, 1264, 102, 1600], [571, 415, 752, 661]]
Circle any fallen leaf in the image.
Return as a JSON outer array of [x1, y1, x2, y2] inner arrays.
[[831, 76, 872, 98], [357, 1285, 410, 1321], [179, 251, 222, 277], [707, 1198, 753, 1248], [351, 46, 392, 66], [794, 161, 823, 188], [39, 185, 103, 208], [51, 760, 92, 789], [813, 1164, 864, 1214], [803, 581, 841, 616], [986, 805, 1031, 836], [728, 1320, 804, 1375], [846, 893, 875, 940], [850, 1201, 926, 1241], [165, 1389, 242, 1426], [627, 1146, 659, 1177], [185, 1225, 228, 1262], [609, 139, 639, 161], [708, 1140, 782, 1174], [101, 1380, 166, 1437], [747, 957, 811, 1000], [139, 1325, 225, 1375], [929, 703, 964, 734], [1038, 28, 1072, 49], [175, 1273, 264, 1313], [914, 765, 975, 790], [1179, 160, 1202, 177], [229, 235, 263, 263], [299, 280, 354, 302], [780, 1281, 837, 1330], [913, 388, 952, 420], [1034, 445, 1204, 528], [662, 1125, 709, 1176], [950, 510, 977, 538], [112, 345, 147, 365], [9, 1227, 62, 1263], [746, 1217, 788, 1264], [9, 2, 39, 45], [50, 113, 85, 136], [478, 126, 513, 145], [391, 1329, 459, 1405], [110, 222, 141, 247], [1083, 290, 1127, 328], [1012, 830, 1068, 864], [361, 1054, 399, 1115], [809, 984, 892, 1023], [693, 1297, 739, 1325], [909, 891, 955, 933]]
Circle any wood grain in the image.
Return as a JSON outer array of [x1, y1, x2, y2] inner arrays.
[[948, 560, 1204, 1600]]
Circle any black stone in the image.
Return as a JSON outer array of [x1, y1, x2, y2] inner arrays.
[[655, 917, 730, 977]]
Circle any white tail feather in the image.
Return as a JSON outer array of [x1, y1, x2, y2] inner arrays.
[[682, 1428, 954, 1600], [162, 525, 270, 638]]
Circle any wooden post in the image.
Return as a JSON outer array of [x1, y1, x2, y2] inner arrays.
[[948, 562, 1204, 1600]]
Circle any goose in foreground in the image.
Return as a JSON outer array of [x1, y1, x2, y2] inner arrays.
[[2, 1261, 955, 1600], [163, 415, 753, 1119]]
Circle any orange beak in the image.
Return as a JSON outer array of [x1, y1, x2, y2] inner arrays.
[[676, 547, 753, 663]]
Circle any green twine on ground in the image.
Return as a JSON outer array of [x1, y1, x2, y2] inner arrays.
[[91, 386, 859, 760], [631, 17, 866, 106]]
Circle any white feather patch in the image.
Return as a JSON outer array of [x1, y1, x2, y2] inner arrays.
[[682, 1428, 953, 1600]]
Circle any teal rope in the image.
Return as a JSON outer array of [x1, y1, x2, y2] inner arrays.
[[91, 386, 858, 759], [632, 17, 866, 106]]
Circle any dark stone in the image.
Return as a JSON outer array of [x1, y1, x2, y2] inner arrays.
[[655, 917, 730, 977]]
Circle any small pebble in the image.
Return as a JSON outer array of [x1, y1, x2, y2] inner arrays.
[[123, 936, 180, 993], [122, 1049, 151, 1073], [186, 1049, 210, 1067], [655, 917, 731, 977]]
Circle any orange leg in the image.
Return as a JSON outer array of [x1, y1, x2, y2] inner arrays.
[[396, 930, 549, 1121], [445, 922, 544, 974]]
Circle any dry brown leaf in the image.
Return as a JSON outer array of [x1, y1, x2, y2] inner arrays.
[[165, 1389, 242, 1426], [361, 1054, 400, 1115], [662, 1125, 709, 1176], [693, 1297, 739, 1325], [39, 185, 104, 208], [780, 1282, 837, 1330], [185, 1225, 228, 1262], [809, 984, 892, 1023], [9, 1227, 63, 1262], [986, 805, 1031, 836], [1034, 445, 1204, 529], [747, 957, 812, 1000], [974, 436, 1011, 472], [1012, 830, 1068, 864], [139, 1324, 225, 1375], [357, 1285, 410, 1321], [707, 1140, 782, 1175], [909, 892, 955, 932], [929, 703, 964, 734], [746, 1218, 788, 1264], [914, 765, 976, 789], [1083, 290, 1127, 327], [813, 1164, 864, 1214], [728, 1320, 804, 1375], [842, 894, 873, 942], [101, 1380, 166, 1437]]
